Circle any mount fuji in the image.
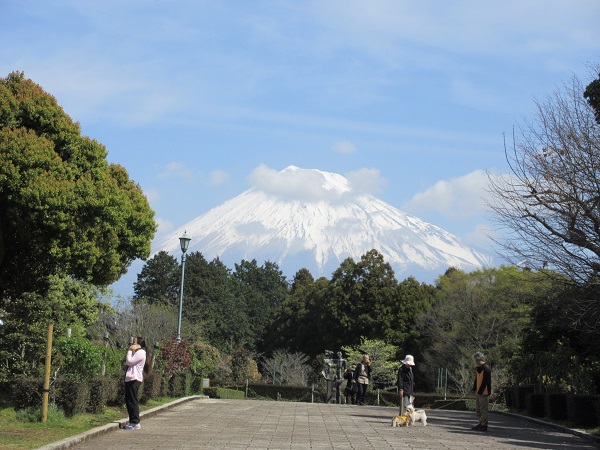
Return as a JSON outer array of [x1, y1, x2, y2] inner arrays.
[[152, 166, 492, 282]]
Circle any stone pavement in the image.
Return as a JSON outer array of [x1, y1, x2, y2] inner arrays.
[[55, 398, 599, 449]]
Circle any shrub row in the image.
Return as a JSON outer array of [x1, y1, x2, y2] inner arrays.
[[505, 386, 600, 427], [10, 372, 203, 416], [211, 383, 450, 407]]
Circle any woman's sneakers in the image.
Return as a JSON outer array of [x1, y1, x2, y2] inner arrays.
[[123, 423, 141, 430]]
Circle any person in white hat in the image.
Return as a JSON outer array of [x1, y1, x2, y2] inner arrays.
[[397, 354, 415, 413]]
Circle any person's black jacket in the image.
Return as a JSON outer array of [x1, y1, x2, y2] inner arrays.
[[397, 364, 414, 396], [343, 369, 355, 389], [473, 363, 491, 396]]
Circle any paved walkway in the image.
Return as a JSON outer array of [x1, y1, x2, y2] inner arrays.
[[54, 398, 599, 449]]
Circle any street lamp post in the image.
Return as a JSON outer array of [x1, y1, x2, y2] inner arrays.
[[176, 231, 191, 343]]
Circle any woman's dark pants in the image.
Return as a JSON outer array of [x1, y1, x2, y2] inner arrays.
[[125, 380, 141, 424]]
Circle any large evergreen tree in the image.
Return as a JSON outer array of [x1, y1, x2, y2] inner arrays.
[[0, 72, 156, 300], [133, 251, 180, 306]]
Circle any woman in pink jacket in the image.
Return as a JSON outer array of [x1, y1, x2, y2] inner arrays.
[[123, 337, 150, 430]]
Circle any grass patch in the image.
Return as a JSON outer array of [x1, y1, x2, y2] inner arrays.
[[0, 397, 177, 450]]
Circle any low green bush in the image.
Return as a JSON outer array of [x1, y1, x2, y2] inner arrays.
[[88, 376, 119, 413], [55, 378, 89, 417], [142, 372, 163, 404], [169, 372, 193, 397], [204, 387, 245, 399], [11, 377, 45, 410], [247, 384, 313, 402]]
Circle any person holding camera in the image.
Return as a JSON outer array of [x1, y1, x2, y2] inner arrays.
[[122, 337, 150, 430]]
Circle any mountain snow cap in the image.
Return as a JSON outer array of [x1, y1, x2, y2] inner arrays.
[[153, 166, 492, 281]]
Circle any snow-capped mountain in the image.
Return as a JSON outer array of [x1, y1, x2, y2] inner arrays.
[[153, 166, 492, 281]]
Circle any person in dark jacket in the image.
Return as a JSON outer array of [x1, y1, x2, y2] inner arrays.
[[343, 367, 357, 404], [471, 352, 491, 432], [354, 355, 371, 405], [397, 354, 415, 413]]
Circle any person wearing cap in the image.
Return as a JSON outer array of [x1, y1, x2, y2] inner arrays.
[[471, 352, 491, 432], [397, 354, 415, 413], [353, 355, 371, 405]]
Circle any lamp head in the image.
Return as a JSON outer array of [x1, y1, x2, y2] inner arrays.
[[179, 231, 191, 253]]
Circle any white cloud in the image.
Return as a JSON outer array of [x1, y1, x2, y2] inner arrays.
[[345, 168, 386, 195], [405, 170, 494, 219], [144, 188, 160, 205], [154, 217, 175, 235], [209, 170, 229, 186], [247, 164, 349, 201], [247, 164, 388, 201], [463, 223, 495, 249], [157, 162, 196, 182], [332, 140, 356, 154]]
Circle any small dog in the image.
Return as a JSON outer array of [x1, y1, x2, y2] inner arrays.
[[406, 405, 427, 426], [391, 411, 411, 427]]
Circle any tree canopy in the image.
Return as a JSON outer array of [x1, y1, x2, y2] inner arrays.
[[0, 72, 156, 299]]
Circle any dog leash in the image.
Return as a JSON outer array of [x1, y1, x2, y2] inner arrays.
[[426, 399, 467, 410]]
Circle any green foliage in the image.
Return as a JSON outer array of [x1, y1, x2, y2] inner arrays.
[[263, 275, 330, 358], [87, 376, 120, 413], [233, 259, 289, 340], [584, 69, 600, 124], [415, 266, 540, 394], [265, 250, 434, 360], [229, 348, 257, 384], [133, 251, 180, 306], [53, 337, 103, 381], [168, 372, 193, 397], [15, 403, 65, 424], [189, 342, 221, 379], [141, 371, 163, 402], [138, 253, 290, 352], [181, 253, 247, 350], [204, 387, 245, 399], [0, 275, 102, 380], [0, 72, 156, 298], [11, 377, 45, 410], [55, 377, 90, 416], [515, 280, 600, 394], [342, 338, 400, 389]]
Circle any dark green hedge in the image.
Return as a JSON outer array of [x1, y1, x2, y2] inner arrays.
[[88, 376, 119, 413], [142, 371, 163, 404], [505, 387, 600, 427], [525, 393, 545, 417], [11, 377, 46, 410], [567, 395, 598, 427], [545, 393, 567, 421], [55, 378, 89, 417], [10, 373, 170, 416]]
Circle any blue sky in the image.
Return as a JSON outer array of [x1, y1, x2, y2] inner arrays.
[[2, 1, 600, 293]]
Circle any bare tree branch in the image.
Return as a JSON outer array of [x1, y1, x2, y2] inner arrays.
[[487, 68, 600, 285]]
